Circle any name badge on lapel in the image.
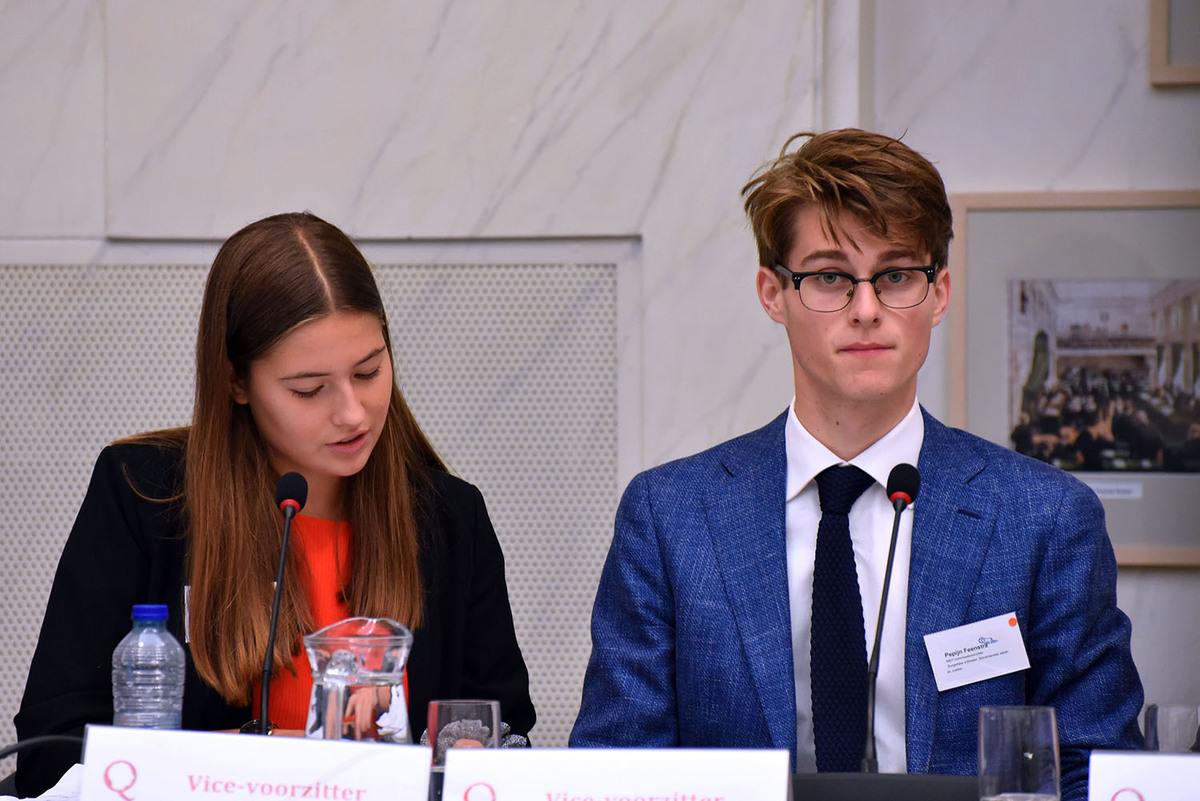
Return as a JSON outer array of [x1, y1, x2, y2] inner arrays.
[[923, 611, 1031, 692]]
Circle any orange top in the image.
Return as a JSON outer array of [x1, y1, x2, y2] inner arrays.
[[252, 515, 351, 729]]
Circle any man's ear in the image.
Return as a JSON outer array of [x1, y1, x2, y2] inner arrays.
[[756, 265, 788, 324], [930, 265, 951, 327], [229, 365, 250, 405]]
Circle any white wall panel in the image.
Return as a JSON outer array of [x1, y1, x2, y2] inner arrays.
[[0, 0, 104, 236]]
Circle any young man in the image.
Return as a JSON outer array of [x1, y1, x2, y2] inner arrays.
[[570, 129, 1143, 800]]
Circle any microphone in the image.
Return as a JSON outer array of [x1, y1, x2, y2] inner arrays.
[[861, 463, 920, 773], [257, 472, 307, 735]]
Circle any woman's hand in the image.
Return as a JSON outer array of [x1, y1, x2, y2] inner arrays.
[[343, 686, 389, 740]]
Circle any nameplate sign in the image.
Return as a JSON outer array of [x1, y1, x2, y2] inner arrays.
[[1089, 751, 1200, 800], [79, 726, 430, 801], [443, 748, 790, 800]]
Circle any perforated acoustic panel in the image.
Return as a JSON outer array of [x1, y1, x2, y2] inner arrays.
[[380, 263, 617, 747], [0, 260, 617, 770]]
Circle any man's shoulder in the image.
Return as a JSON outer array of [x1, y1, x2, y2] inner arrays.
[[920, 411, 1095, 496], [632, 412, 786, 486]]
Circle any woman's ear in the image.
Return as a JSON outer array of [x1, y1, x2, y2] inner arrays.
[[228, 364, 250, 405]]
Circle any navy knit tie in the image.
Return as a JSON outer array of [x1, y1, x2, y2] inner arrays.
[[810, 464, 875, 772]]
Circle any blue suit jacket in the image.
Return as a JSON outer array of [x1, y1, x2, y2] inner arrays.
[[570, 410, 1143, 801]]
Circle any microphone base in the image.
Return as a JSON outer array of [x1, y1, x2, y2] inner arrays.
[[239, 719, 275, 735], [791, 772, 976, 801]]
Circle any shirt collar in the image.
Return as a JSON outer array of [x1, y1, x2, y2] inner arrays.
[[784, 398, 924, 501]]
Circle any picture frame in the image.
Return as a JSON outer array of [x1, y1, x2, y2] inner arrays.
[[1149, 0, 1200, 86], [947, 191, 1200, 566]]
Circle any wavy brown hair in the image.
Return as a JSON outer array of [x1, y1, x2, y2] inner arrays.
[[741, 128, 953, 271], [127, 212, 443, 704]]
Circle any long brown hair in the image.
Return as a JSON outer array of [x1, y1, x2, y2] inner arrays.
[[129, 212, 443, 704]]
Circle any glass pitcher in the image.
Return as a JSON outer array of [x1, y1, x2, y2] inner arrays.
[[302, 616, 413, 743]]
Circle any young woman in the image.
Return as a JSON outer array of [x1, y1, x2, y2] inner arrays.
[[15, 212, 535, 795]]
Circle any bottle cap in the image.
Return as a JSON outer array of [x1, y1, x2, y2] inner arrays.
[[131, 603, 169, 621]]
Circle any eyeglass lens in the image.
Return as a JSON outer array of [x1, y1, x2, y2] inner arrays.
[[800, 269, 930, 312]]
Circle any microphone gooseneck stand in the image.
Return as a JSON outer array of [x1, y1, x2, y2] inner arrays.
[[861, 463, 920, 773], [254, 472, 308, 736]]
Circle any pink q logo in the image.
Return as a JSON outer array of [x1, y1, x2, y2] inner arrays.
[[1110, 790, 1145, 801], [463, 782, 496, 801], [103, 760, 138, 801]]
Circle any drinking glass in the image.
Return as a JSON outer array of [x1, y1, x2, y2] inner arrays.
[[978, 705, 1060, 801], [1143, 703, 1200, 752], [427, 699, 500, 801]]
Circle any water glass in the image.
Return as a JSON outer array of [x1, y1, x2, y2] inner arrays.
[[1143, 703, 1200, 752], [978, 705, 1060, 801], [427, 699, 500, 801]]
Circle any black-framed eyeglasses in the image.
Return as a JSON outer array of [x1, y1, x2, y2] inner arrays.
[[772, 264, 940, 313]]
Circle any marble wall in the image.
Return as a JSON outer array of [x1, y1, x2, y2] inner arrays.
[[3, 0, 849, 467], [1, 0, 1198, 757]]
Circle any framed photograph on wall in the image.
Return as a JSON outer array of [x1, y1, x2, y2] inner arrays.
[[1149, 0, 1200, 86], [947, 191, 1200, 566]]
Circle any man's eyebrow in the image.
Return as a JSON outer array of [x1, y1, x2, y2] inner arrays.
[[877, 248, 922, 261], [280, 346, 387, 381], [797, 248, 923, 268], [797, 249, 853, 266]]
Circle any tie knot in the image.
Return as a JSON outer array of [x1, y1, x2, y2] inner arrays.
[[815, 465, 874, 515]]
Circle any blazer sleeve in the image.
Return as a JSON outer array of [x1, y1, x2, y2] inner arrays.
[[1024, 477, 1143, 801], [570, 470, 680, 747], [408, 473, 536, 740], [13, 446, 170, 796]]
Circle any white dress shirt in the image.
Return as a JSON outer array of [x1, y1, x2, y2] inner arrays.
[[785, 399, 923, 773]]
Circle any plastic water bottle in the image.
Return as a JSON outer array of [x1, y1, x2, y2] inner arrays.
[[111, 604, 185, 728]]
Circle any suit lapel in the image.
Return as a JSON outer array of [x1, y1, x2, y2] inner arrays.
[[703, 413, 797, 759], [904, 411, 998, 772]]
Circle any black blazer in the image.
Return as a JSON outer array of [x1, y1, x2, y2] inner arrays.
[[15, 442, 535, 796]]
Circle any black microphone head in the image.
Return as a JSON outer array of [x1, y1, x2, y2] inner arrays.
[[275, 472, 308, 512], [886, 463, 920, 506]]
